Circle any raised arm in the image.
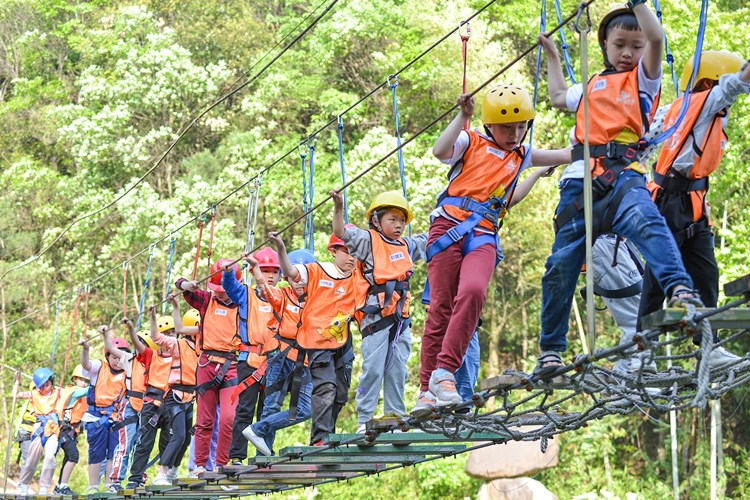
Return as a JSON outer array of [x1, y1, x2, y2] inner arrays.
[[221, 262, 247, 305], [171, 294, 198, 336], [433, 94, 473, 161], [121, 318, 144, 355], [269, 232, 298, 281], [538, 34, 569, 108], [80, 327, 91, 371], [331, 190, 346, 238], [633, 2, 664, 80], [507, 166, 557, 208]]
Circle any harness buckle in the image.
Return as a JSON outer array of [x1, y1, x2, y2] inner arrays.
[[446, 227, 463, 243]]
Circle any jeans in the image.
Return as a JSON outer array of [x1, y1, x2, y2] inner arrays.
[[228, 362, 265, 461], [540, 173, 692, 352]]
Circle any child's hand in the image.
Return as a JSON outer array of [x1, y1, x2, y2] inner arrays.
[[121, 317, 133, 328], [542, 165, 559, 177], [78, 338, 90, 348], [179, 281, 200, 293], [98, 325, 108, 336], [330, 189, 344, 209], [241, 251, 259, 268], [149, 305, 156, 318], [457, 94, 474, 117], [169, 293, 180, 306], [15, 371, 21, 383], [268, 232, 285, 251], [537, 34, 556, 54]]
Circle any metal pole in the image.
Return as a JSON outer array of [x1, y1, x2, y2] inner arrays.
[[666, 332, 680, 500]]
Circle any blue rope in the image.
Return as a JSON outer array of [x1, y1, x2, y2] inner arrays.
[[136, 245, 155, 330], [529, 0, 546, 146], [299, 143, 310, 250], [554, 0, 577, 84], [162, 236, 176, 315], [647, 0, 709, 146], [337, 116, 349, 225], [307, 138, 316, 252], [50, 302, 59, 371], [389, 76, 409, 201], [652, 0, 680, 95]]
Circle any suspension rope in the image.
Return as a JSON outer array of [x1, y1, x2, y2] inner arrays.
[[205, 206, 217, 280], [50, 302, 60, 371], [59, 289, 83, 387], [652, 0, 680, 95], [136, 245, 156, 331], [244, 177, 262, 282], [529, 0, 546, 147], [459, 20, 471, 130], [121, 261, 128, 334], [337, 115, 349, 225], [162, 235, 177, 315], [299, 142, 311, 250], [554, 0, 577, 84], [388, 75, 411, 236], [307, 137, 316, 251]]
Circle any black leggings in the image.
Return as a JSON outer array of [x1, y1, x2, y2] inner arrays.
[[159, 395, 194, 468], [57, 429, 79, 484]]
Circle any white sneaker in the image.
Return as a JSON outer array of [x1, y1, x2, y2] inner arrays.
[[151, 472, 171, 486], [428, 371, 462, 406], [242, 425, 271, 456], [188, 466, 206, 479], [356, 423, 367, 434], [86, 485, 99, 495], [708, 346, 744, 369], [107, 483, 119, 493], [17, 484, 31, 496], [166, 467, 179, 481], [613, 352, 657, 376]]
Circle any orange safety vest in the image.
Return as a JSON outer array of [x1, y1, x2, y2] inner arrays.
[[169, 338, 199, 402], [58, 386, 87, 425], [358, 229, 413, 319], [240, 289, 276, 368], [296, 263, 363, 350], [440, 130, 526, 231], [90, 361, 126, 409], [575, 66, 660, 177], [127, 356, 147, 413], [273, 287, 304, 363], [144, 349, 173, 401], [31, 387, 61, 417], [652, 90, 725, 222], [200, 294, 240, 354]]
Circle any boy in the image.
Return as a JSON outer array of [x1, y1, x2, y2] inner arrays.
[[534, 2, 696, 373], [221, 248, 279, 464], [638, 51, 750, 365], [270, 230, 365, 445], [420, 83, 571, 406], [53, 365, 90, 496], [331, 189, 426, 430]]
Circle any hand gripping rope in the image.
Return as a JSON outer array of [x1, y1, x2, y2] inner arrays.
[[136, 245, 155, 331]]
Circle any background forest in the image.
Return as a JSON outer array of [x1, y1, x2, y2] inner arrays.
[[1, 0, 750, 498]]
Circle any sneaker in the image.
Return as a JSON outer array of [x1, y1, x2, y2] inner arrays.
[[708, 346, 743, 369], [54, 484, 76, 495], [166, 468, 179, 481], [242, 425, 271, 456], [124, 482, 143, 490], [17, 485, 31, 496], [613, 352, 657, 376], [312, 440, 325, 446], [188, 466, 206, 479], [356, 423, 367, 434], [107, 483, 119, 493], [229, 459, 244, 466], [410, 390, 437, 414], [86, 485, 100, 495], [668, 288, 704, 307], [151, 472, 171, 486], [220, 484, 239, 491], [428, 371, 462, 406]]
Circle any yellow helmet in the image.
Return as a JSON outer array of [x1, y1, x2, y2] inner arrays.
[[71, 364, 90, 382], [680, 50, 744, 92], [157, 315, 175, 333], [597, 4, 632, 53], [138, 332, 159, 351], [365, 190, 414, 225], [481, 85, 535, 124], [182, 308, 201, 327]]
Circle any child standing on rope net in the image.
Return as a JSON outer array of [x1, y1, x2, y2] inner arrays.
[[533, 1, 701, 374], [269, 229, 365, 446], [635, 52, 750, 366], [80, 329, 129, 494], [221, 249, 280, 464], [175, 261, 242, 476], [242, 249, 315, 456], [330, 189, 427, 431], [417, 84, 572, 409], [13, 368, 62, 496], [52, 365, 90, 496], [147, 303, 200, 485]]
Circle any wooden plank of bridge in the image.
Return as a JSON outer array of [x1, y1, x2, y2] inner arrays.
[[640, 307, 750, 330], [724, 273, 750, 297], [324, 432, 512, 446], [224, 463, 386, 475], [250, 453, 429, 465], [478, 374, 525, 391], [278, 444, 466, 458]]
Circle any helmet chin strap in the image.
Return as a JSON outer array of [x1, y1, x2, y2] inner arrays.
[[483, 124, 497, 145]]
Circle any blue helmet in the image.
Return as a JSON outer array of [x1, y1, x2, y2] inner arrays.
[[33, 368, 54, 389], [287, 249, 316, 266]]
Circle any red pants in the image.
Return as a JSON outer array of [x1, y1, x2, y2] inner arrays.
[[194, 357, 238, 467], [420, 216, 496, 390]]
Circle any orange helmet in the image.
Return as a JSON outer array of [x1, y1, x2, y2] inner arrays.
[[328, 225, 356, 252], [208, 259, 241, 293]]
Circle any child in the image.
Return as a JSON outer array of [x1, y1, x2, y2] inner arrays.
[[14, 368, 62, 496], [270, 230, 364, 445], [331, 189, 426, 430], [176, 259, 242, 475], [221, 248, 279, 464], [53, 365, 90, 496], [149, 302, 200, 485], [242, 249, 315, 456], [125, 315, 174, 489], [419, 83, 571, 406], [534, 2, 697, 373], [637, 51, 750, 366], [80, 328, 129, 494]]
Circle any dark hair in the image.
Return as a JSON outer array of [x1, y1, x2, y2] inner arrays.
[[605, 13, 640, 39]]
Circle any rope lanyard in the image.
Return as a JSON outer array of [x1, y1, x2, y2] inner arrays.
[[60, 288, 84, 387], [575, 5, 596, 354], [388, 75, 411, 235], [459, 21, 471, 130], [244, 177, 262, 283], [337, 115, 350, 225], [307, 138, 316, 251], [299, 142, 311, 249], [652, 0, 680, 95], [554, 0, 577, 84], [162, 235, 177, 315], [191, 215, 206, 281], [529, 0, 546, 146], [136, 245, 155, 331], [50, 302, 60, 371], [206, 206, 217, 280], [121, 261, 128, 334], [647, 0, 709, 146]]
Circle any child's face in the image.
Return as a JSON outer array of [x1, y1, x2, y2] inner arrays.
[[375, 208, 407, 240], [214, 290, 230, 303], [487, 121, 527, 151], [287, 279, 306, 298], [260, 267, 281, 287], [604, 27, 647, 72], [39, 379, 53, 395], [330, 246, 356, 273], [73, 377, 89, 388]]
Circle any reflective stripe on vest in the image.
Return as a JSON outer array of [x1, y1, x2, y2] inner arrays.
[[439, 130, 526, 231], [201, 293, 240, 353]]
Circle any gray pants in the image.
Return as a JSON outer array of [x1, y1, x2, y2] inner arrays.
[[355, 324, 412, 425], [18, 433, 58, 493]]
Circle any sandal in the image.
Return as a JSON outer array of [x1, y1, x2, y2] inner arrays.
[[534, 351, 563, 376], [668, 288, 703, 308]]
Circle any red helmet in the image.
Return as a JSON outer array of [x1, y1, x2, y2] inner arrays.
[[254, 247, 280, 270], [209, 259, 241, 293], [328, 225, 356, 252], [108, 337, 130, 355]]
